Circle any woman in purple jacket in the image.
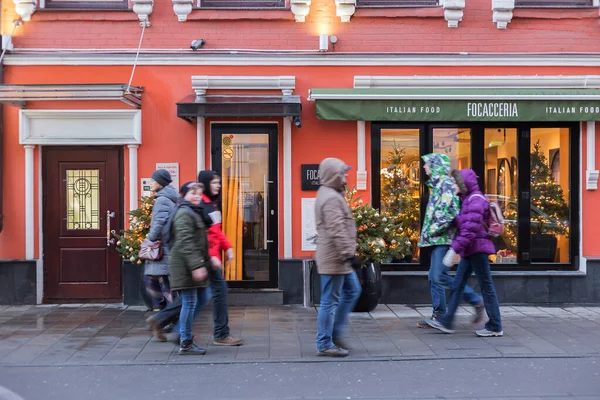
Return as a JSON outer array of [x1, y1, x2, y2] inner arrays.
[[426, 168, 503, 337]]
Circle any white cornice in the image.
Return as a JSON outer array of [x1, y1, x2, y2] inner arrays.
[[192, 75, 295, 95], [354, 75, 600, 89], [5, 54, 600, 67]]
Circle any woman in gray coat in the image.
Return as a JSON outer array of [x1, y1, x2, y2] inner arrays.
[[144, 169, 179, 311]]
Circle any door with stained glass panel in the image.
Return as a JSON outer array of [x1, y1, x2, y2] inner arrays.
[[43, 147, 122, 300]]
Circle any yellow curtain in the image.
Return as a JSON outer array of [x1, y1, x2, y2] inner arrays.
[[222, 145, 244, 280]]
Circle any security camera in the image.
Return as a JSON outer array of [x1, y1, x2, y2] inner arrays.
[[190, 39, 206, 51], [293, 116, 302, 128]]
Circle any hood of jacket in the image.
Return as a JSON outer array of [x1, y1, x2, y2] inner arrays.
[[154, 184, 179, 203], [197, 170, 220, 201], [319, 158, 349, 192], [422, 153, 451, 188], [454, 169, 480, 196]]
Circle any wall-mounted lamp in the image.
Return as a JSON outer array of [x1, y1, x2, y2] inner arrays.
[[293, 116, 302, 128], [319, 34, 328, 52]]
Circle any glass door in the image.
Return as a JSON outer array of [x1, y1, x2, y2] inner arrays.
[[211, 124, 278, 288]]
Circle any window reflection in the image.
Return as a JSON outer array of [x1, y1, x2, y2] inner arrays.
[[484, 128, 518, 264]]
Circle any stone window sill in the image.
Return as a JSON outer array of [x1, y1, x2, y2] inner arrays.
[[513, 7, 599, 19], [33, 10, 138, 21], [353, 6, 443, 18], [188, 9, 294, 20]]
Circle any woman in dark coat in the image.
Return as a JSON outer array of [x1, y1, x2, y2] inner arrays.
[[144, 169, 179, 311], [426, 168, 503, 337], [169, 182, 211, 355]]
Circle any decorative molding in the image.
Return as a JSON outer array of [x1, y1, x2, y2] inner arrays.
[[290, 0, 311, 22], [7, 54, 600, 67], [192, 76, 296, 95], [172, 0, 194, 22], [132, 0, 154, 27], [19, 110, 142, 145], [354, 75, 600, 89], [492, 0, 514, 29], [283, 117, 293, 257], [356, 121, 367, 190], [335, 0, 356, 22], [13, 0, 36, 22], [24, 144, 35, 260], [442, 0, 465, 28], [127, 145, 139, 212], [586, 121, 598, 190]]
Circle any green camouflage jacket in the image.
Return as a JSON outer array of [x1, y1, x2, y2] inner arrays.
[[418, 153, 460, 248]]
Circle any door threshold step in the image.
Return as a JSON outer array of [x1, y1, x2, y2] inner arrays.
[[228, 289, 283, 306]]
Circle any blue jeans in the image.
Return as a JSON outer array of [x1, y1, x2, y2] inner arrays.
[[208, 267, 230, 340], [316, 272, 361, 352], [179, 287, 208, 342], [429, 245, 482, 315], [438, 253, 502, 332]]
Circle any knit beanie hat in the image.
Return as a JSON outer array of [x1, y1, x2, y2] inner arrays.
[[151, 169, 172, 188]]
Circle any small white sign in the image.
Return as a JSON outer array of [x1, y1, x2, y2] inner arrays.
[[140, 178, 153, 198], [301, 197, 317, 252], [156, 162, 179, 190], [356, 171, 367, 190]]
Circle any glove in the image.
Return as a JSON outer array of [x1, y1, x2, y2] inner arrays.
[[442, 248, 457, 268], [346, 256, 362, 270]]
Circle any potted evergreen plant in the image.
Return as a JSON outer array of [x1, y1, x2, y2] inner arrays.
[[112, 196, 155, 307], [345, 188, 412, 312]]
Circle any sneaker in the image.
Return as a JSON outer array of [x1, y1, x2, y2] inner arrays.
[[179, 339, 207, 355], [213, 336, 244, 346], [333, 338, 351, 350], [425, 319, 455, 334], [146, 316, 167, 342], [316, 345, 349, 357], [472, 303, 485, 324], [162, 323, 173, 333], [475, 329, 503, 337], [417, 313, 440, 329]]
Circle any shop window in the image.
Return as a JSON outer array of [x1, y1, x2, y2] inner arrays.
[[43, 0, 128, 9], [530, 128, 571, 263], [379, 129, 421, 262], [197, 0, 285, 8], [484, 128, 519, 264], [356, 0, 438, 7], [373, 123, 578, 271], [514, 0, 594, 7]]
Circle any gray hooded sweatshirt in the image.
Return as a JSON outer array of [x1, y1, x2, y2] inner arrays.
[[314, 158, 357, 275]]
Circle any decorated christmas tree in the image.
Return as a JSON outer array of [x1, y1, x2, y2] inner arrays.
[[530, 140, 569, 237], [345, 188, 412, 264], [112, 196, 155, 264], [380, 142, 421, 261]]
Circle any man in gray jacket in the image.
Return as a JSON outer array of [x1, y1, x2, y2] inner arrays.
[[315, 158, 361, 357]]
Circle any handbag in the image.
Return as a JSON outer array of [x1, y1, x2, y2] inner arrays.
[[139, 239, 163, 261]]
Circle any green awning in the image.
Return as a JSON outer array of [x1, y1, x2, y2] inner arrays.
[[310, 88, 600, 122]]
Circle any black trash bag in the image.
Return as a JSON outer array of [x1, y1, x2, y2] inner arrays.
[[353, 262, 382, 313]]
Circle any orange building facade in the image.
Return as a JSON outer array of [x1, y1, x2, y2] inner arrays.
[[1, 0, 600, 305]]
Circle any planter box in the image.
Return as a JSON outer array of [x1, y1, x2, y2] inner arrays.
[[122, 260, 152, 308]]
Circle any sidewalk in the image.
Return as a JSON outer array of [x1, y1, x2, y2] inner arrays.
[[0, 304, 599, 366]]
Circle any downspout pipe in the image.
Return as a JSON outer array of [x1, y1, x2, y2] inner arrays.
[[0, 63, 3, 233]]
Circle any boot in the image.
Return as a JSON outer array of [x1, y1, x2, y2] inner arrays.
[[179, 338, 206, 355]]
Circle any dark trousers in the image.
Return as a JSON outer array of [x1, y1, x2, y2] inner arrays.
[[153, 268, 230, 339]]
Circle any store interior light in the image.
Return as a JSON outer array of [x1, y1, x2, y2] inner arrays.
[[319, 34, 328, 52]]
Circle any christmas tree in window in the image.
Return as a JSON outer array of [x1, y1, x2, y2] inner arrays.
[[530, 140, 569, 237], [380, 142, 421, 261]]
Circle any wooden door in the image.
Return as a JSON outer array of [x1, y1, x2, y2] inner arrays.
[[43, 147, 122, 301]]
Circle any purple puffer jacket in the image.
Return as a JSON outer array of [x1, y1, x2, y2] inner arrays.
[[451, 169, 496, 258]]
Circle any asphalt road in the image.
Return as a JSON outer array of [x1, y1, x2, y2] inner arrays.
[[0, 357, 599, 400]]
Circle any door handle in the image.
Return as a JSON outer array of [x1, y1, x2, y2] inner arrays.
[[106, 210, 116, 247]]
